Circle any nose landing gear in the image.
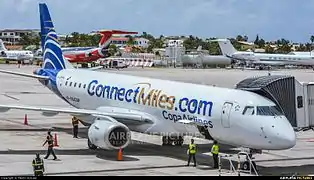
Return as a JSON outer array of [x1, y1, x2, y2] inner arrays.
[[238, 150, 258, 174]]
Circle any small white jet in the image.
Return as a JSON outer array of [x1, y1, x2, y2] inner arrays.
[[0, 39, 34, 61], [0, 3, 296, 168], [214, 39, 314, 68]]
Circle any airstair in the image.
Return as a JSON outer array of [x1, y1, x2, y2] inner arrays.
[[218, 152, 259, 176]]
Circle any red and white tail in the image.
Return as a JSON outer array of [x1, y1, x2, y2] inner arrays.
[[97, 30, 138, 49]]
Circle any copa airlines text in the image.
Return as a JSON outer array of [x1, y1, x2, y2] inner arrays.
[[84, 79, 214, 127]]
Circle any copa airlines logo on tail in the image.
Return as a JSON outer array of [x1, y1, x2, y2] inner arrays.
[[87, 80, 214, 127], [43, 30, 66, 70]]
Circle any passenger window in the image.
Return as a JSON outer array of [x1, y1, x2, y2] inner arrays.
[[65, 81, 68, 86], [78, 83, 81, 88], [242, 106, 255, 115], [297, 96, 303, 108], [74, 83, 77, 87], [83, 84, 86, 89], [69, 82, 72, 86]]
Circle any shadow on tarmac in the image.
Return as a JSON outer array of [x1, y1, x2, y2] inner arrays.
[[1, 126, 313, 176]]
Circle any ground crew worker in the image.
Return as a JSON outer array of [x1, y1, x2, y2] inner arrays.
[[32, 153, 44, 176], [211, 140, 219, 169], [43, 130, 58, 160], [186, 139, 197, 167], [72, 116, 79, 138]]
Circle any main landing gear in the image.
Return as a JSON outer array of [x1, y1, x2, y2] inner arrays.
[[162, 136, 184, 146], [88, 138, 97, 150]]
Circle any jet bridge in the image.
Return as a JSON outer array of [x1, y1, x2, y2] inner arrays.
[[235, 75, 297, 127]]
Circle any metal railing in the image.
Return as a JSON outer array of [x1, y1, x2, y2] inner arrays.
[[217, 151, 259, 176], [218, 154, 237, 176], [236, 151, 259, 176]]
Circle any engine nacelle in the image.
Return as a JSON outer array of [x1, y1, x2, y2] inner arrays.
[[88, 118, 131, 150]]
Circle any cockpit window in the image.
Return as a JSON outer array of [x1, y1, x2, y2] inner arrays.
[[257, 106, 283, 116], [242, 106, 255, 115]]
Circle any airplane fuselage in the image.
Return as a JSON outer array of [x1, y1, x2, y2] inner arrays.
[[232, 52, 314, 66], [40, 68, 296, 150], [1, 50, 34, 60], [63, 47, 109, 63]]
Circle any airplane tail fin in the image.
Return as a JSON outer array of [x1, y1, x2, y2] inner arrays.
[[97, 30, 138, 49], [0, 39, 8, 51], [39, 3, 73, 70], [214, 39, 237, 56]]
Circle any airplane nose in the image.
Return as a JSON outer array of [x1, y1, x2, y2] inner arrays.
[[279, 129, 296, 149], [272, 118, 296, 149]]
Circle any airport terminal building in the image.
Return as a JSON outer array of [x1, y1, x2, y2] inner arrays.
[[0, 29, 40, 45]]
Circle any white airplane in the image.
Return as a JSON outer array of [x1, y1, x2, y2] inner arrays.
[[215, 39, 314, 68], [0, 3, 296, 167], [0, 39, 34, 61]]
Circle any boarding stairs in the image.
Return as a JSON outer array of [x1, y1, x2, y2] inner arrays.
[[218, 151, 259, 176]]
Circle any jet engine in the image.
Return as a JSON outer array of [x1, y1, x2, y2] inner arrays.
[[85, 52, 93, 57], [87, 118, 131, 150]]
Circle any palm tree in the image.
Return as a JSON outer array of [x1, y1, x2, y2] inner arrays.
[[126, 35, 135, 46], [310, 35, 314, 55]]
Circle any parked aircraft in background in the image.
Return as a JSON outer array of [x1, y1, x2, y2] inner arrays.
[[0, 39, 34, 61], [214, 39, 314, 69], [62, 30, 138, 63]]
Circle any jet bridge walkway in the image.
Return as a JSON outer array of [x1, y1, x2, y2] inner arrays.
[[235, 75, 297, 127]]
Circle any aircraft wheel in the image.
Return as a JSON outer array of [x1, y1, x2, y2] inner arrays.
[[242, 161, 250, 171], [88, 138, 97, 150], [242, 161, 257, 171]]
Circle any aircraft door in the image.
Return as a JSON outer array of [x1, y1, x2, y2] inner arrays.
[[221, 102, 233, 128]]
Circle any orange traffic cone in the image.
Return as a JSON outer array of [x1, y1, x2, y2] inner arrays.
[[117, 148, 123, 161], [54, 133, 59, 147], [24, 114, 28, 125]]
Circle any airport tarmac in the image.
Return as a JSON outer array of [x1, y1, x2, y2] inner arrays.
[[0, 64, 314, 176]]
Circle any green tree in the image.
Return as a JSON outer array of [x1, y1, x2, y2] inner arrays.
[[126, 35, 135, 46], [70, 32, 80, 46], [236, 35, 243, 41], [254, 35, 259, 45], [265, 45, 275, 53], [19, 34, 32, 45], [108, 44, 118, 56], [310, 35, 314, 51]]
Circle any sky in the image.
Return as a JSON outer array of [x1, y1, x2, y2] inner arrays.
[[1, 0, 314, 43]]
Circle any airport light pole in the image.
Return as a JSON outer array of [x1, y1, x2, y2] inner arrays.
[[174, 46, 177, 68]]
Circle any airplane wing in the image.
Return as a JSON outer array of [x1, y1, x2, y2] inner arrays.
[[0, 69, 49, 80], [0, 104, 154, 125]]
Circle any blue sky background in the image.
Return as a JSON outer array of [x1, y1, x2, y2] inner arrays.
[[1, 0, 314, 43]]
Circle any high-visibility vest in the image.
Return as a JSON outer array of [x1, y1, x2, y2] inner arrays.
[[212, 144, 219, 155], [32, 158, 44, 172], [189, 143, 196, 154], [72, 117, 79, 125]]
